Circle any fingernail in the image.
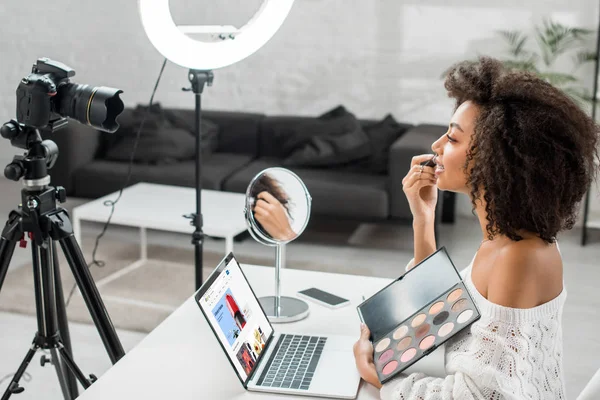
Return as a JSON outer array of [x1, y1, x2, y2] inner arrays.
[[360, 323, 365, 329]]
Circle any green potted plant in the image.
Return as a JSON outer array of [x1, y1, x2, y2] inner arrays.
[[444, 19, 597, 110], [498, 19, 596, 106]]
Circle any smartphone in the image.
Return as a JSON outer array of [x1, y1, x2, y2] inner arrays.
[[297, 288, 350, 309]]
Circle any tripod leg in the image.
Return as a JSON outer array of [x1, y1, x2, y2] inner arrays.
[[1, 340, 38, 400], [31, 241, 48, 335], [0, 237, 17, 296], [50, 348, 72, 400], [56, 343, 91, 389], [52, 241, 78, 399], [58, 235, 125, 363], [0, 211, 21, 295]]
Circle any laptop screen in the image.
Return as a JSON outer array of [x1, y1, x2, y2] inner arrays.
[[196, 254, 274, 384]]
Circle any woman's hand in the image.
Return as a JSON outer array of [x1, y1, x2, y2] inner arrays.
[[402, 154, 438, 221], [253, 191, 296, 241], [353, 324, 382, 389]]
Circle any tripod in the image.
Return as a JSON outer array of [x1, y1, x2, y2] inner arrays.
[[0, 121, 125, 399]]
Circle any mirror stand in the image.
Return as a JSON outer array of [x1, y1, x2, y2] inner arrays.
[[258, 244, 309, 323]]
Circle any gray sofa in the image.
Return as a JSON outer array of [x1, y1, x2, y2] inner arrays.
[[42, 108, 455, 228]]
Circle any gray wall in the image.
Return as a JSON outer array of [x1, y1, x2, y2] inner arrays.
[[0, 0, 598, 220]]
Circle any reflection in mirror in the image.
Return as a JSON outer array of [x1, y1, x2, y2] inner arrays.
[[245, 168, 311, 244], [244, 168, 312, 322]]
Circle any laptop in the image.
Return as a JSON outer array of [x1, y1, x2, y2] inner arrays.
[[195, 253, 361, 399]]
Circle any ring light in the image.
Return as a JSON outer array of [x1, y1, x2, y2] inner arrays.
[[138, 0, 295, 70]]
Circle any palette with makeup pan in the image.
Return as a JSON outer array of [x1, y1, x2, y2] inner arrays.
[[357, 247, 480, 383]]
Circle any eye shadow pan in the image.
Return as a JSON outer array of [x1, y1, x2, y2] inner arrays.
[[433, 311, 449, 326], [379, 349, 394, 364], [438, 322, 454, 337], [419, 335, 436, 350], [415, 323, 430, 339], [447, 288, 463, 303], [382, 360, 399, 375], [375, 337, 391, 353], [411, 313, 426, 328], [396, 336, 412, 351], [457, 309, 474, 324], [429, 301, 444, 315], [452, 298, 468, 312], [400, 348, 417, 363], [393, 326, 409, 340]]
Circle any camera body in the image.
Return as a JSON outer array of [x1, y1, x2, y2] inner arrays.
[[15, 58, 123, 133], [16, 58, 74, 130]]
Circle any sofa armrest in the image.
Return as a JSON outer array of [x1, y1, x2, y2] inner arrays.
[[41, 123, 101, 194], [388, 124, 447, 221]]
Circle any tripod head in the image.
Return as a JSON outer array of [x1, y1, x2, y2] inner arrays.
[[1, 119, 60, 191]]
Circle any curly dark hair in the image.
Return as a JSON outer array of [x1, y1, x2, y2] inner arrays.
[[443, 56, 600, 243]]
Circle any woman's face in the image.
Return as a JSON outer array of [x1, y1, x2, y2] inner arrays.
[[431, 100, 480, 195]]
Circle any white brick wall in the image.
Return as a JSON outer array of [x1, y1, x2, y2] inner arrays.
[[0, 0, 597, 219]]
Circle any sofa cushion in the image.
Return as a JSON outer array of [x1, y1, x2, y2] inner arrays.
[[202, 110, 265, 156], [282, 124, 370, 167], [222, 159, 389, 219], [102, 104, 219, 164], [258, 108, 367, 159], [363, 114, 412, 174], [72, 153, 253, 199]]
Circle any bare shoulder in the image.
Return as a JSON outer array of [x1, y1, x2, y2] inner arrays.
[[487, 240, 563, 308]]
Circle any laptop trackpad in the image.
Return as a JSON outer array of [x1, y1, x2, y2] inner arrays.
[[309, 342, 360, 396]]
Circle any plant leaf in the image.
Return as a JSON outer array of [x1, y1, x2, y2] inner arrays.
[[535, 18, 588, 66], [573, 50, 598, 67], [497, 30, 529, 57], [570, 28, 594, 39]]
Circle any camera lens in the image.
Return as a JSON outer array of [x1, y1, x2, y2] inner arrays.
[[58, 83, 124, 133]]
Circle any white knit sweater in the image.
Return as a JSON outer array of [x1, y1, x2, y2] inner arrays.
[[380, 251, 567, 400]]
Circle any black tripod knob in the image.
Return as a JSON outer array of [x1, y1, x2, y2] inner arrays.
[[0, 121, 19, 140], [40, 355, 52, 367], [4, 162, 24, 181], [55, 186, 67, 203], [8, 382, 24, 394]]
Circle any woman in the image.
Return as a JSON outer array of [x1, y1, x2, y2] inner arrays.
[[353, 57, 600, 399]]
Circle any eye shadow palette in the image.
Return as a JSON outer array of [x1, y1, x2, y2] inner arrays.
[[357, 247, 480, 383]]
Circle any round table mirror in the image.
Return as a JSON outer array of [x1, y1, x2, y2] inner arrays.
[[244, 167, 312, 322]]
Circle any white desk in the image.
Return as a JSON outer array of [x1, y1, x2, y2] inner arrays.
[[77, 264, 445, 400]]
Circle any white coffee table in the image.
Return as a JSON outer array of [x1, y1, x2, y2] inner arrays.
[[72, 183, 248, 287]]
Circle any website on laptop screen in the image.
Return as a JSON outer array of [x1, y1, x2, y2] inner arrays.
[[197, 258, 274, 381]]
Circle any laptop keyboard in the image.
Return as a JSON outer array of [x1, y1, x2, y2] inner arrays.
[[256, 334, 327, 390]]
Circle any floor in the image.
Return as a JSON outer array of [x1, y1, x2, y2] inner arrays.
[[0, 177, 599, 399]]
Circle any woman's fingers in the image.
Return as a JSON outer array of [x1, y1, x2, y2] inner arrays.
[[253, 204, 269, 216], [257, 191, 278, 205], [402, 164, 436, 185], [410, 154, 437, 169], [412, 164, 436, 176], [360, 323, 371, 340], [404, 171, 437, 190], [255, 198, 270, 208]]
